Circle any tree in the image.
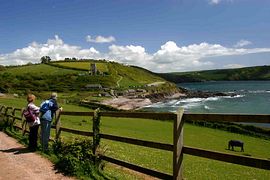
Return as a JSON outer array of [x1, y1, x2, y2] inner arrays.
[[40, 56, 51, 64], [0, 65, 6, 71]]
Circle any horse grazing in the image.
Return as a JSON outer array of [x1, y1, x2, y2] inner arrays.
[[228, 140, 244, 152]]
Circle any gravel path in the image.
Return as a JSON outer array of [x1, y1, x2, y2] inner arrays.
[[0, 132, 74, 180]]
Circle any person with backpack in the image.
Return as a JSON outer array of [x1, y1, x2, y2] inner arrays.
[[40, 92, 62, 152], [25, 94, 40, 151]]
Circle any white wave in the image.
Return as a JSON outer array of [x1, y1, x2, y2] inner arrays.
[[144, 93, 245, 109], [248, 90, 270, 93], [223, 94, 245, 98], [204, 105, 212, 110], [181, 103, 202, 109], [206, 97, 220, 101], [175, 101, 182, 105], [179, 98, 204, 103], [180, 97, 221, 103]]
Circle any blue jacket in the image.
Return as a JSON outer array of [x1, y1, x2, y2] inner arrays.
[[49, 98, 59, 119]]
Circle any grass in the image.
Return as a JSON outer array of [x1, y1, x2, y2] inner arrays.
[[107, 63, 165, 87], [1, 64, 84, 76], [55, 61, 109, 72], [1, 97, 270, 179]]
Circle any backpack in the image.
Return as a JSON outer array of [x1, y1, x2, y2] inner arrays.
[[23, 107, 36, 122], [40, 100, 53, 121], [40, 100, 51, 113]]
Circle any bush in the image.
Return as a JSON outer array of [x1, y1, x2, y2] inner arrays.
[[53, 138, 105, 177]]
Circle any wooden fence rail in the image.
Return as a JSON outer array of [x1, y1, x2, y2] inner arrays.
[[183, 146, 270, 170], [1, 104, 270, 180]]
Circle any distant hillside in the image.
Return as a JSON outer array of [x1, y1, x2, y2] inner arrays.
[[158, 65, 270, 83], [0, 60, 174, 93]]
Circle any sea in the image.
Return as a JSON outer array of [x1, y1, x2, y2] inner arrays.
[[143, 81, 270, 128]]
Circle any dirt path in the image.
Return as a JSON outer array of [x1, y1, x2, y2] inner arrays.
[[0, 132, 74, 180]]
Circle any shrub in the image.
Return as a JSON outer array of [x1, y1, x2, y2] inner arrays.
[[53, 138, 105, 177]]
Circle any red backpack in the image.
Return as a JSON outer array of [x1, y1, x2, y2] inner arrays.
[[23, 106, 36, 122]]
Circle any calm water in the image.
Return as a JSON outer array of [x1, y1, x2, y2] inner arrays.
[[143, 81, 270, 114]]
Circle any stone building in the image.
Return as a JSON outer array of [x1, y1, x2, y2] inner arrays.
[[89, 63, 97, 75]]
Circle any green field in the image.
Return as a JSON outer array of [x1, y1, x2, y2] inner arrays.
[[1, 64, 84, 76], [55, 61, 109, 72], [1, 97, 270, 179]]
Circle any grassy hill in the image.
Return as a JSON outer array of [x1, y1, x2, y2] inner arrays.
[[0, 60, 176, 99], [52, 60, 166, 87], [158, 65, 270, 83]]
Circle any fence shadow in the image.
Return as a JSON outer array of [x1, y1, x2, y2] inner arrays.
[[0, 147, 34, 154]]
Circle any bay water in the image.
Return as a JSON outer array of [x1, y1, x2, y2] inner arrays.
[[143, 81, 270, 127]]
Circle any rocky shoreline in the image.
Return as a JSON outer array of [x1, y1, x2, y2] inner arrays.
[[100, 88, 236, 111]]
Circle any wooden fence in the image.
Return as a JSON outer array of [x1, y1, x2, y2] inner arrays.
[[0, 104, 270, 179]]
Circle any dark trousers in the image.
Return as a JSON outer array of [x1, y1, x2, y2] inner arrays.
[[29, 125, 39, 150]]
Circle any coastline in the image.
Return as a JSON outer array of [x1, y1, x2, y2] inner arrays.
[[100, 90, 231, 111], [101, 97, 152, 110]]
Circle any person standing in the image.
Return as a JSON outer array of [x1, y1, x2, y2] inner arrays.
[[40, 92, 62, 152], [26, 94, 40, 151]]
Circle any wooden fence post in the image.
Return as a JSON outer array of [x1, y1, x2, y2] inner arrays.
[[4, 107, 11, 129], [173, 108, 184, 180], [0, 105, 4, 113], [55, 110, 62, 141], [21, 108, 27, 136], [55, 110, 61, 141], [11, 108, 16, 129], [0, 105, 5, 119], [92, 108, 101, 158], [0, 106, 5, 124], [4, 106, 8, 122]]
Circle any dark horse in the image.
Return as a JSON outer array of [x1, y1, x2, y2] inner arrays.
[[228, 140, 244, 152]]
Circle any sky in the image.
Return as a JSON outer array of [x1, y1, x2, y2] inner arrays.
[[0, 0, 270, 72]]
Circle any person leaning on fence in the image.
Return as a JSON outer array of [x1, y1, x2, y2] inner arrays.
[[26, 94, 40, 151], [40, 92, 62, 152]]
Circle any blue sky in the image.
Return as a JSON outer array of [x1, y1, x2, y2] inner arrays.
[[0, 0, 270, 72]]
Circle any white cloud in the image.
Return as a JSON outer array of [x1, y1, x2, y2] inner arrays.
[[1, 36, 270, 72], [86, 35, 116, 43], [209, 0, 234, 5], [209, 0, 221, 5], [106, 41, 270, 72], [223, 64, 244, 69], [107, 44, 154, 68], [234, 39, 252, 48], [0, 35, 100, 65]]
